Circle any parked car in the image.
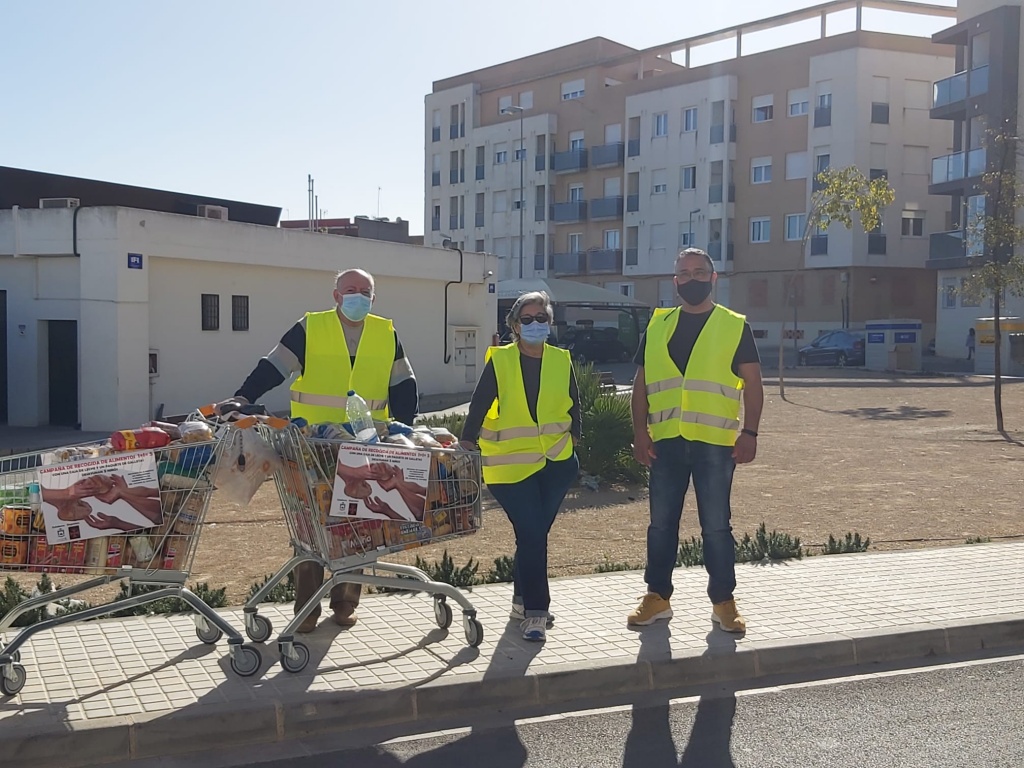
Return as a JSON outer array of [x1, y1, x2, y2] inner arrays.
[[798, 330, 865, 367], [557, 328, 632, 364]]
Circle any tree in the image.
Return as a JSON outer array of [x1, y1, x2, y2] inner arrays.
[[777, 167, 895, 397], [961, 128, 1024, 434]]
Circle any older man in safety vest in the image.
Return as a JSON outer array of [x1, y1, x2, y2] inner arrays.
[[227, 268, 418, 632], [627, 248, 763, 633]]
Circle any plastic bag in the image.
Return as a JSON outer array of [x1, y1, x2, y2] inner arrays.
[[211, 427, 280, 506]]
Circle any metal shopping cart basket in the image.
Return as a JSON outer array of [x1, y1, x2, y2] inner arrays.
[[0, 424, 267, 696], [244, 424, 484, 674]]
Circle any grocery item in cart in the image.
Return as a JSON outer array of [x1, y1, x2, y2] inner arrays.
[[211, 426, 280, 506], [110, 427, 173, 452]]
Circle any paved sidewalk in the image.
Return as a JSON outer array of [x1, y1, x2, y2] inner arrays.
[[2, 544, 1023, 767]]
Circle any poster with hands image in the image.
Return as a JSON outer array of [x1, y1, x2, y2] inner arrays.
[[331, 443, 429, 522], [37, 452, 162, 544]]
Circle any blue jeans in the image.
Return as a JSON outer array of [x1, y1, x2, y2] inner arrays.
[[645, 436, 736, 604], [488, 454, 579, 617]]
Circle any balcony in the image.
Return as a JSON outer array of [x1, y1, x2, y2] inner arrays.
[[549, 252, 585, 276], [474, 212, 485, 228], [814, 106, 832, 128], [810, 234, 828, 255], [627, 139, 640, 157], [868, 233, 887, 255], [929, 230, 967, 263], [535, 204, 546, 222], [430, 217, 440, 232], [710, 124, 737, 144], [587, 249, 623, 274], [551, 201, 587, 222], [475, 164, 484, 181], [591, 142, 625, 167], [932, 65, 989, 111], [931, 148, 986, 185], [535, 154, 546, 172], [449, 123, 465, 140], [431, 171, 440, 187], [625, 247, 638, 265], [590, 196, 624, 219], [552, 149, 588, 173], [431, 127, 441, 142], [708, 184, 735, 204], [626, 194, 640, 213]]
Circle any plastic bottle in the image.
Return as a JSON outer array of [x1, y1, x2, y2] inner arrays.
[[345, 390, 379, 444]]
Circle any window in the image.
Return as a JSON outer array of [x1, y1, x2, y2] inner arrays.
[[498, 95, 512, 113], [788, 88, 809, 116], [494, 142, 508, 164], [961, 278, 981, 307], [871, 77, 889, 124], [817, 92, 832, 109], [519, 90, 533, 110], [569, 184, 584, 202], [512, 189, 524, 210], [569, 131, 585, 151], [654, 112, 669, 137], [871, 102, 890, 124], [514, 140, 525, 161], [679, 228, 695, 248], [681, 165, 697, 190], [201, 294, 219, 331], [785, 151, 808, 180], [569, 233, 583, 252], [561, 78, 585, 100], [751, 157, 772, 184], [750, 217, 771, 243], [652, 169, 667, 194], [815, 152, 831, 174], [604, 229, 621, 249], [231, 295, 249, 332], [941, 277, 957, 309], [683, 107, 698, 132], [752, 95, 774, 123], [785, 214, 806, 241], [901, 212, 924, 237], [475, 239, 485, 252]]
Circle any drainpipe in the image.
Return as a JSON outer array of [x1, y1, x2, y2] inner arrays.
[[72, 205, 86, 257], [441, 237, 464, 364]]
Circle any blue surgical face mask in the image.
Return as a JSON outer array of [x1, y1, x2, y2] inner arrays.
[[339, 293, 372, 322], [519, 322, 550, 345]]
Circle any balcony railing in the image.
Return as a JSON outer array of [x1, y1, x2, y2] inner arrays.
[[625, 247, 638, 265], [552, 149, 588, 173], [626, 194, 640, 213], [590, 196, 624, 219], [627, 139, 640, 157], [708, 184, 735, 204], [868, 233, 887, 255], [535, 154, 546, 172], [929, 230, 967, 261], [549, 252, 585, 276], [475, 164, 484, 181], [814, 106, 832, 127], [810, 234, 828, 255], [710, 124, 737, 144], [591, 142, 625, 167], [587, 249, 623, 274], [535, 204, 546, 222], [933, 65, 990, 109], [431, 171, 440, 187], [431, 127, 441, 142], [551, 201, 587, 222], [430, 217, 440, 232], [475, 212, 485, 228], [931, 148, 986, 185]]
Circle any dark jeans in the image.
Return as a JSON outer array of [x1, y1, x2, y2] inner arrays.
[[294, 561, 362, 620], [645, 436, 737, 605], [488, 454, 579, 617]]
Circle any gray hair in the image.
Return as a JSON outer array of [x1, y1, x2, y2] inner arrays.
[[505, 291, 553, 342], [335, 268, 376, 292]]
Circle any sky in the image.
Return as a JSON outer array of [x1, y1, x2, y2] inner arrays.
[[1, 0, 956, 235]]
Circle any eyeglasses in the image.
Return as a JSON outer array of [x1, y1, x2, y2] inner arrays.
[[676, 268, 712, 281], [518, 313, 550, 325]]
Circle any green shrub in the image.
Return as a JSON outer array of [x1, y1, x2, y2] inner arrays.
[[595, 557, 641, 573], [414, 550, 480, 589], [416, 412, 467, 440], [736, 523, 803, 563], [248, 571, 297, 603], [110, 581, 227, 617], [965, 536, 991, 545], [576, 390, 647, 485], [676, 537, 705, 567], [820, 532, 871, 555], [484, 555, 516, 584]]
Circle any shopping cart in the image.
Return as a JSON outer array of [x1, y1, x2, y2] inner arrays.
[[244, 425, 485, 674], [0, 424, 267, 696]]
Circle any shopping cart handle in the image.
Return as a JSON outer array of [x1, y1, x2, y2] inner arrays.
[[198, 402, 269, 419]]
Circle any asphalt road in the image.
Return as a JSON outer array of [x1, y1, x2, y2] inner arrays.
[[240, 657, 1024, 768]]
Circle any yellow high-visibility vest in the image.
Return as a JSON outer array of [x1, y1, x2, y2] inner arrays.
[[644, 305, 745, 446], [290, 311, 394, 423], [478, 344, 574, 485]]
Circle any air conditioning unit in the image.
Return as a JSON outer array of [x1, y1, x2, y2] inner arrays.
[[197, 205, 229, 220], [39, 197, 80, 209]]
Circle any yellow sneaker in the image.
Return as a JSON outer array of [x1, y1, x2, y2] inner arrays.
[[627, 593, 673, 626], [711, 599, 746, 633]]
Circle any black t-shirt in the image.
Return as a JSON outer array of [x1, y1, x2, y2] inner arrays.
[[633, 307, 760, 377]]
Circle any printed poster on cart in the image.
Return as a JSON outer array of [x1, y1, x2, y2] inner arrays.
[[37, 452, 162, 544], [330, 443, 429, 523]]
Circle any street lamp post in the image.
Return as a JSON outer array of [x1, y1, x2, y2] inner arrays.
[[501, 105, 526, 279]]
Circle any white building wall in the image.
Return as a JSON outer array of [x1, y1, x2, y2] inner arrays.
[[934, 268, 1024, 357]]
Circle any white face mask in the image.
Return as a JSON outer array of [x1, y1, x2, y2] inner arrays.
[[519, 322, 550, 344], [339, 293, 372, 322]]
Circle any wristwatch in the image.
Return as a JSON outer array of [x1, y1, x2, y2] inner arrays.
[[741, 428, 758, 438]]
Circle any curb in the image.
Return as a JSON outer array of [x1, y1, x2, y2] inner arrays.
[[9, 616, 1023, 768]]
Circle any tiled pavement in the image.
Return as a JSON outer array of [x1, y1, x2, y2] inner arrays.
[[2, 543, 1023, 767]]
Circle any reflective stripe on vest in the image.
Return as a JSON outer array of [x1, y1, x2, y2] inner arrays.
[[289, 311, 395, 424], [478, 344, 574, 485], [643, 305, 745, 447]]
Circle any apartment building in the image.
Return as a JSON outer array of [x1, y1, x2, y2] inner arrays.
[[926, 0, 1024, 358], [425, 1, 956, 344]]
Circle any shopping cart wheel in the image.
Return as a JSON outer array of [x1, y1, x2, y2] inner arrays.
[[246, 614, 273, 643], [433, 598, 453, 629], [279, 641, 310, 674], [195, 620, 224, 645], [229, 645, 263, 678], [1, 664, 27, 696], [464, 618, 484, 648]]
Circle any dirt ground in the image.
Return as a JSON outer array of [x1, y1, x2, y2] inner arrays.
[[13, 375, 1022, 606]]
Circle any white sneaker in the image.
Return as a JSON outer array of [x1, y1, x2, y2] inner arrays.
[[510, 603, 555, 627], [521, 616, 547, 642]]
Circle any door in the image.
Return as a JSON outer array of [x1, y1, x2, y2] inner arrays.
[[0, 291, 6, 423], [47, 320, 79, 427]]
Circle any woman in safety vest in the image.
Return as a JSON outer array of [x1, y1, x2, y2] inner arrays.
[[459, 292, 581, 642]]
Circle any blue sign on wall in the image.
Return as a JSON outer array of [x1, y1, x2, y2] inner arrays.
[[488, 283, 496, 294], [894, 331, 917, 343], [127, 253, 143, 270], [867, 332, 885, 344]]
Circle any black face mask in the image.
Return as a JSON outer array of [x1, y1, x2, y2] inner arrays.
[[677, 279, 713, 306]]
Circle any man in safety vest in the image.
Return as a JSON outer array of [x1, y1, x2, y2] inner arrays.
[[627, 248, 763, 632], [226, 268, 418, 632]]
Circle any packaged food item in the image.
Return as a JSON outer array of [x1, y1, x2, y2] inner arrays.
[[170, 492, 204, 536], [148, 421, 183, 440], [427, 508, 453, 538], [161, 536, 190, 571], [408, 429, 443, 449], [86, 537, 109, 573], [29, 537, 60, 571], [313, 483, 333, 523], [429, 428, 458, 446], [1, 506, 32, 536], [383, 434, 418, 448], [177, 421, 214, 443], [128, 535, 157, 565], [0, 488, 29, 506], [383, 521, 431, 548], [61, 541, 88, 573], [0, 535, 28, 565], [211, 428, 279, 506], [110, 427, 172, 452]]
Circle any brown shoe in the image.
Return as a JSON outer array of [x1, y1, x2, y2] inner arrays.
[[296, 615, 319, 634], [331, 611, 357, 627], [711, 599, 746, 633]]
